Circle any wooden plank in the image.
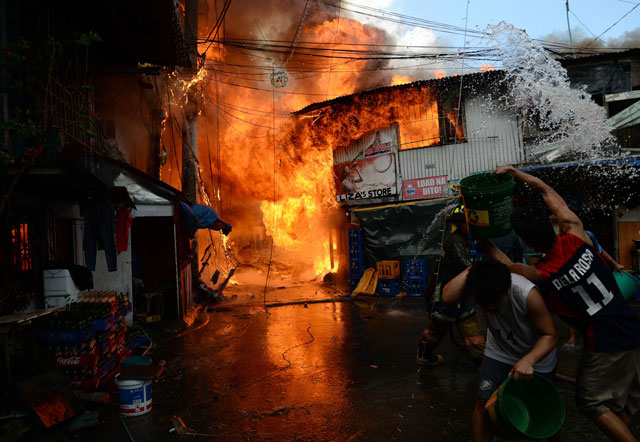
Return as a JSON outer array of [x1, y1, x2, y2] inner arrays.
[[604, 90, 640, 103], [618, 221, 640, 271], [607, 100, 640, 129]]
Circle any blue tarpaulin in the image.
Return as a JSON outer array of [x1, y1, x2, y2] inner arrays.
[[178, 202, 231, 236], [180, 202, 231, 236]]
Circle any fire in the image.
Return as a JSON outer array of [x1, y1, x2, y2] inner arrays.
[[312, 241, 334, 276], [390, 75, 414, 86], [261, 195, 317, 250], [177, 4, 418, 282], [446, 109, 466, 142], [479, 63, 496, 72], [434, 69, 445, 79]]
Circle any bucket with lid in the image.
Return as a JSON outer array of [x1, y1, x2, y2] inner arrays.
[[459, 173, 515, 238], [485, 374, 565, 440], [116, 375, 152, 417]]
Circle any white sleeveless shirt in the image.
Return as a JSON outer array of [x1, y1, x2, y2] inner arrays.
[[484, 274, 557, 373]]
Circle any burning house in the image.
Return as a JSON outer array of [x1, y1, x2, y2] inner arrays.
[[292, 70, 524, 285]]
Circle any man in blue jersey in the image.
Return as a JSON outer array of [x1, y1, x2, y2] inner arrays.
[[490, 166, 640, 442]]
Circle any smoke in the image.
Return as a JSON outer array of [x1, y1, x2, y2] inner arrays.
[[539, 26, 640, 51]]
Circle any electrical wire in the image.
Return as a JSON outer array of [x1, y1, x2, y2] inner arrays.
[[200, 0, 232, 61], [282, 0, 310, 67], [205, 96, 276, 130], [583, 2, 640, 48]]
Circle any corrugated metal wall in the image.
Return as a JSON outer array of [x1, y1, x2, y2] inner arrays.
[[398, 96, 524, 182]]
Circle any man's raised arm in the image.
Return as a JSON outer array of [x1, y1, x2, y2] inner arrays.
[[494, 166, 583, 236]]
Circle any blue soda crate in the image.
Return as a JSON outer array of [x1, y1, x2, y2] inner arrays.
[[348, 228, 363, 245], [92, 312, 118, 332], [404, 259, 427, 281], [349, 244, 365, 261], [38, 327, 95, 343], [350, 278, 360, 292], [378, 278, 401, 296], [349, 258, 365, 278], [406, 279, 426, 297]]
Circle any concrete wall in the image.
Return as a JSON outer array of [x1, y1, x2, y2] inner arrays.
[[89, 234, 134, 325]]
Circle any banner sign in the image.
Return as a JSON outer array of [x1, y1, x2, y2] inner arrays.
[[402, 175, 448, 200], [364, 130, 393, 156], [335, 153, 397, 202]]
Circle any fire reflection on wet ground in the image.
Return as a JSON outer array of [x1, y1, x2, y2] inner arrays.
[[86, 294, 638, 441]]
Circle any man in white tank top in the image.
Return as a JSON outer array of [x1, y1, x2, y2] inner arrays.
[[442, 258, 558, 442]]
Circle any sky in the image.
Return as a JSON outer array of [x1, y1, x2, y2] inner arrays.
[[366, 0, 640, 48]]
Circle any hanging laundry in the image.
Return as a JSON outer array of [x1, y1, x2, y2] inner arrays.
[[83, 198, 117, 272], [116, 208, 133, 253]]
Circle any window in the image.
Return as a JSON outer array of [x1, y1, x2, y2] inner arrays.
[[11, 223, 32, 271], [396, 88, 466, 150]]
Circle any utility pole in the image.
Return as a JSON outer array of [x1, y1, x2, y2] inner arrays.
[[183, 0, 199, 301]]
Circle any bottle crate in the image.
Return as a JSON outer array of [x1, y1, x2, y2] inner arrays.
[[404, 259, 427, 282], [349, 244, 365, 261], [377, 260, 400, 279], [406, 279, 426, 297], [348, 228, 363, 245], [349, 258, 365, 278], [377, 278, 401, 296]]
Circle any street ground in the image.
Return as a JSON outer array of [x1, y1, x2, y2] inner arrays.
[[4, 279, 640, 441]]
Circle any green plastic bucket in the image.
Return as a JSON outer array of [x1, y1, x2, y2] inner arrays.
[[121, 356, 152, 369], [459, 173, 515, 239], [486, 374, 565, 440], [613, 270, 640, 300]]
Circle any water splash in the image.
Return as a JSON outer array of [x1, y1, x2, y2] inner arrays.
[[412, 200, 458, 260], [487, 22, 619, 163]]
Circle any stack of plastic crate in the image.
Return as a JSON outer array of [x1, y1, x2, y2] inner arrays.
[[349, 228, 365, 291], [377, 260, 401, 296], [404, 259, 428, 297]]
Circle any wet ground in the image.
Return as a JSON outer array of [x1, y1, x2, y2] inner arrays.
[[6, 280, 640, 441]]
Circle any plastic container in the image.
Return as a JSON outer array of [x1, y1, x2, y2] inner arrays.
[[349, 259, 365, 278], [486, 374, 564, 440], [459, 173, 515, 239], [121, 356, 152, 369], [378, 278, 401, 296], [404, 259, 427, 281], [350, 244, 365, 260], [406, 279, 426, 297], [377, 260, 400, 279], [116, 375, 152, 416], [43, 269, 79, 296], [613, 270, 640, 300], [38, 327, 95, 343], [348, 228, 363, 245]]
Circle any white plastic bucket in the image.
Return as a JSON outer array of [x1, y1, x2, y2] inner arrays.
[[115, 375, 152, 417]]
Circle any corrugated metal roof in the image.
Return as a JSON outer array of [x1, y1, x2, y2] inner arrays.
[[557, 48, 640, 66], [292, 69, 506, 115]]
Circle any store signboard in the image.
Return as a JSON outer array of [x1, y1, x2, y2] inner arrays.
[[335, 153, 397, 202], [402, 175, 448, 200]]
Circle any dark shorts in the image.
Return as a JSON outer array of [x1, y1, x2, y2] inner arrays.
[[478, 356, 556, 401], [576, 347, 640, 420]]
